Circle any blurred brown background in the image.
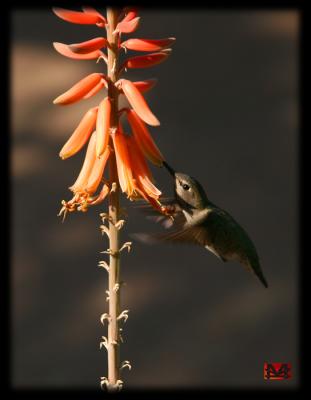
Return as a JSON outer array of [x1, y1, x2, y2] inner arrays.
[[11, 8, 299, 389]]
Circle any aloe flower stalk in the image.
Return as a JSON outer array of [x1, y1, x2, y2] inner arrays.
[[53, 6, 175, 391]]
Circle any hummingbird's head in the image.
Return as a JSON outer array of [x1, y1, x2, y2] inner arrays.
[[162, 162, 208, 209], [174, 173, 209, 210]]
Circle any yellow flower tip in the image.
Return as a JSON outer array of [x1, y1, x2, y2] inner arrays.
[[53, 97, 61, 105], [59, 152, 68, 160]]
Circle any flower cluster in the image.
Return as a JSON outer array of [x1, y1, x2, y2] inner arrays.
[[53, 7, 175, 219]]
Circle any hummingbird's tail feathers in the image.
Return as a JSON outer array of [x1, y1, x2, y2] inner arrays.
[[255, 269, 269, 288], [243, 259, 268, 288]]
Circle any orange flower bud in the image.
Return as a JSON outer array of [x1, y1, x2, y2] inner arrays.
[[83, 79, 107, 99], [52, 7, 102, 24], [113, 16, 140, 34], [53, 73, 104, 105], [96, 97, 111, 157], [53, 42, 103, 60], [68, 37, 108, 54], [122, 50, 171, 70], [120, 8, 138, 22], [132, 79, 157, 93], [117, 79, 160, 126], [127, 109, 164, 166], [81, 7, 106, 25], [60, 107, 98, 160], [122, 38, 176, 52], [70, 132, 97, 193]]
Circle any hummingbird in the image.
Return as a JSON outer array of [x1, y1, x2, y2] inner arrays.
[[134, 161, 268, 288]]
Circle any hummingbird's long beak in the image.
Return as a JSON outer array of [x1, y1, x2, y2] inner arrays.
[[162, 161, 176, 177]]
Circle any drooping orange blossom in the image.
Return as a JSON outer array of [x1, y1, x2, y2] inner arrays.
[[54, 6, 175, 219]]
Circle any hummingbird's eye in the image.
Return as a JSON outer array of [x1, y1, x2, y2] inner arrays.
[[182, 183, 190, 191]]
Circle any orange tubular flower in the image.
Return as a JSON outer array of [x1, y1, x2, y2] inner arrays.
[[114, 16, 140, 34], [88, 184, 109, 205], [69, 132, 97, 193], [53, 73, 106, 105], [121, 38, 176, 52], [126, 109, 164, 166], [60, 107, 98, 160], [112, 129, 135, 197], [132, 79, 157, 93], [53, 42, 104, 60], [59, 132, 110, 218], [81, 7, 107, 26], [68, 37, 108, 54], [119, 8, 138, 22], [85, 146, 110, 194], [117, 79, 160, 126], [83, 79, 107, 99], [96, 97, 111, 157], [126, 135, 161, 199], [121, 50, 171, 71], [53, 7, 105, 25], [54, 6, 175, 216]]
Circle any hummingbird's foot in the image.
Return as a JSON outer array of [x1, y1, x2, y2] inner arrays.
[[120, 241, 132, 253], [99, 336, 109, 350], [117, 309, 129, 323], [105, 290, 110, 301], [98, 260, 109, 272], [100, 313, 111, 326]]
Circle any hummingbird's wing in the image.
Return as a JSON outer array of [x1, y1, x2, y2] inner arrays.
[[133, 207, 268, 288], [132, 223, 223, 254], [203, 208, 268, 288]]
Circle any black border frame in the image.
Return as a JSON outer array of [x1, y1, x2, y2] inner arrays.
[[1, 1, 305, 397]]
